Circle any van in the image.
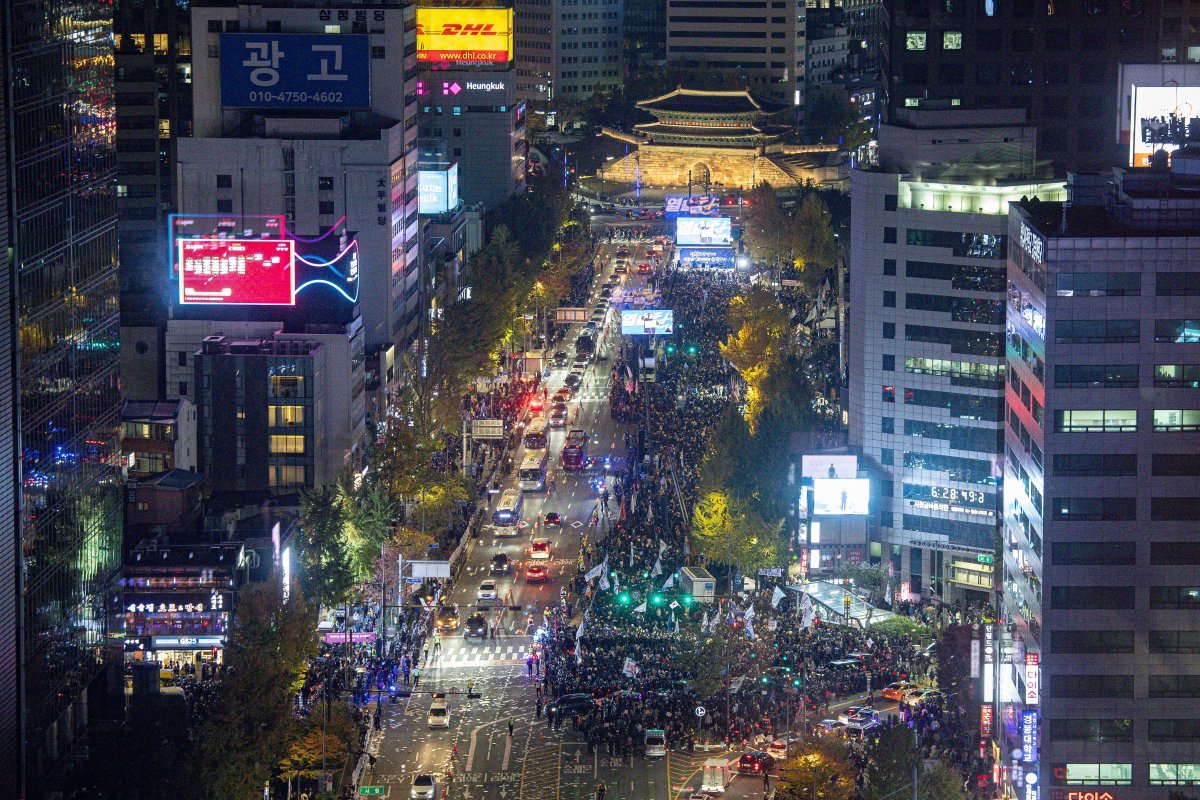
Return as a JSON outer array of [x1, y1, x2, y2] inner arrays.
[[700, 756, 739, 794], [644, 729, 667, 757]]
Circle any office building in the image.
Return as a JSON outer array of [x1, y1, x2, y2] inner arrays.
[[194, 332, 365, 493], [418, 71, 526, 209], [120, 400, 198, 478], [843, 0, 885, 69], [882, 0, 1159, 171], [848, 109, 1063, 606], [0, 10, 16, 798], [665, 0, 805, 107], [1003, 157, 1200, 797], [114, 0, 193, 400], [625, 0, 667, 67], [513, 0, 623, 104], [2, 0, 125, 792], [807, 18, 851, 87], [181, 2, 421, 358]]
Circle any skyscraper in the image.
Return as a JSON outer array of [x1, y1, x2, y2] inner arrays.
[[2, 0, 125, 792]]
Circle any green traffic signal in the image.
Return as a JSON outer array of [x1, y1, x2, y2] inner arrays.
[[686, 344, 698, 355], [665, 343, 676, 354], [793, 677, 802, 687], [617, 591, 632, 606], [761, 676, 770, 684], [681, 595, 694, 607], [650, 593, 664, 606]]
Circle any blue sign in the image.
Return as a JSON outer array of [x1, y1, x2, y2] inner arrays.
[[1020, 710, 1038, 763], [677, 247, 736, 269], [220, 33, 370, 109]]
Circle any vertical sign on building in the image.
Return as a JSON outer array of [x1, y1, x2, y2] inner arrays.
[[1020, 710, 1038, 763], [971, 636, 981, 679], [980, 704, 994, 738], [1025, 653, 1040, 705], [983, 623, 996, 703]]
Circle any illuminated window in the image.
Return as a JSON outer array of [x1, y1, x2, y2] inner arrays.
[[270, 465, 306, 487], [906, 31, 927, 50], [158, 119, 171, 138], [129, 33, 146, 51], [1053, 409, 1136, 432], [1154, 409, 1200, 431], [269, 435, 305, 454], [269, 405, 305, 427], [270, 375, 304, 398], [153, 33, 168, 55], [1152, 764, 1200, 785], [943, 31, 963, 48], [1062, 764, 1133, 785]]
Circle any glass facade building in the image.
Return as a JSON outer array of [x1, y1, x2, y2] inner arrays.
[[3, 0, 124, 790]]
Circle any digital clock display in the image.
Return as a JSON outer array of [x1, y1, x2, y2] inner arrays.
[[929, 486, 989, 506]]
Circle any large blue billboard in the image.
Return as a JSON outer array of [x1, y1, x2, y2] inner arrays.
[[677, 247, 736, 269], [220, 33, 370, 110]]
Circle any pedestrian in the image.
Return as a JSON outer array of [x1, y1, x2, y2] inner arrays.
[[413, 667, 421, 688], [597, 782, 606, 800], [508, 719, 515, 737], [763, 772, 771, 793]]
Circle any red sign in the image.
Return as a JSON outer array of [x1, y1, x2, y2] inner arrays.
[[179, 239, 295, 305], [980, 705, 994, 737]]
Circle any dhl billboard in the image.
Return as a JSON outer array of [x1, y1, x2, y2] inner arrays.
[[416, 8, 513, 64]]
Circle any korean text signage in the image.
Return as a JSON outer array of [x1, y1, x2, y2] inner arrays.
[[220, 33, 370, 109], [980, 704, 994, 737], [982, 624, 995, 703], [1025, 653, 1040, 705], [179, 239, 296, 306], [1021, 710, 1039, 763], [663, 195, 719, 219], [677, 247, 736, 269], [417, 8, 514, 65], [1018, 221, 1044, 263]]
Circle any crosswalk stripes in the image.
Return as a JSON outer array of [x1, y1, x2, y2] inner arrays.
[[426, 642, 530, 668]]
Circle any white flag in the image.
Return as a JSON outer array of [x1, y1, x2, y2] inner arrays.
[[802, 598, 816, 629], [576, 619, 586, 641], [744, 602, 756, 621], [633, 601, 647, 613], [669, 600, 679, 609], [651, 557, 663, 578], [629, 540, 635, 568], [622, 657, 639, 679], [658, 538, 668, 554], [599, 572, 610, 591], [700, 611, 710, 632], [585, 557, 607, 583], [661, 573, 676, 591], [746, 618, 755, 640], [771, 586, 787, 608]]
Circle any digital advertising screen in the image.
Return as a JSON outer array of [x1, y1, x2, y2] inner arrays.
[[417, 7, 514, 65], [1130, 85, 1200, 166], [676, 247, 736, 269], [663, 195, 719, 219], [179, 239, 296, 306], [812, 478, 870, 515], [219, 33, 370, 110], [802, 454, 859, 480], [675, 216, 732, 247], [620, 309, 674, 336], [418, 164, 460, 215]]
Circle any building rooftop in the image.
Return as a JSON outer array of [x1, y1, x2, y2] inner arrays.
[[637, 88, 789, 117], [135, 469, 207, 491], [122, 399, 186, 424], [633, 121, 791, 141]]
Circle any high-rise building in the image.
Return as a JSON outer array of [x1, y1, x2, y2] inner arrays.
[[181, 2, 421, 362], [664, 0, 806, 107], [513, 0, 623, 104], [2, 0, 125, 792], [1003, 158, 1200, 797], [625, 0, 667, 67], [114, 0, 193, 400], [882, 0, 1160, 171], [849, 109, 1063, 607]]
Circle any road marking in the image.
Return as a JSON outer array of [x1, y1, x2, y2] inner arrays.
[[502, 728, 513, 770]]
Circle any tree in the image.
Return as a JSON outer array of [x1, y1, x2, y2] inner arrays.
[[919, 764, 970, 800], [792, 194, 837, 291], [741, 184, 794, 268], [339, 480, 399, 581], [278, 703, 359, 781], [804, 86, 871, 149], [866, 725, 920, 800], [298, 487, 355, 609], [777, 737, 858, 800], [189, 576, 319, 800], [691, 490, 785, 575]]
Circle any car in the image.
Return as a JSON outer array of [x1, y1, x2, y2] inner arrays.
[[849, 708, 880, 724], [767, 736, 804, 760], [737, 751, 776, 775], [547, 692, 595, 717], [465, 612, 489, 639], [599, 287, 612, 299], [589, 309, 606, 322], [525, 564, 548, 584], [477, 580, 498, 602], [905, 688, 942, 707], [847, 651, 872, 661], [615, 249, 630, 259], [581, 322, 598, 337], [837, 706, 865, 725], [544, 511, 562, 526], [550, 406, 568, 428], [411, 774, 438, 800], [434, 605, 460, 630], [637, 263, 652, 274], [814, 719, 847, 736], [843, 720, 882, 740], [614, 263, 628, 274], [490, 553, 511, 574], [530, 538, 552, 560], [829, 658, 861, 668], [572, 352, 590, 367], [554, 387, 571, 403], [563, 373, 581, 389], [553, 350, 569, 367], [529, 396, 544, 413], [428, 698, 450, 728], [882, 681, 914, 701], [645, 729, 667, 757]]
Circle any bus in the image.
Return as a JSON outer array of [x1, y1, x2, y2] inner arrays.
[[492, 489, 523, 532], [561, 429, 588, 471], [519, 449, 549, 492], [524, 418, 548, 450]]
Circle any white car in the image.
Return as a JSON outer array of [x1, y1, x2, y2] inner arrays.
[[530, 538, 552, 560], [477, 580, 498, 602], [411, 774, 437, 800], [837, 706, 865, 725], [428, 698, 450, 728], [849, 708, 880, 724]]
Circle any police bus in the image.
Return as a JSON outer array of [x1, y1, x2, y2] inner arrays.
[[518, 449, 549, 492], [524, 418, 549, 450], [492, 489, 523, 534]]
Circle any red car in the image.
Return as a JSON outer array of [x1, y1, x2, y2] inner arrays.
[[526, 564, 548, 584], [637, 263, 652, 274], [529, 397, 545, 413]]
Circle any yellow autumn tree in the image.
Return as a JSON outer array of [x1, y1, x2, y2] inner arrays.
[[720, 289, 793, 432]]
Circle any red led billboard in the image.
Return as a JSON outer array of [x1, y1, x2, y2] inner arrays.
[[178, 239, 296, 305]]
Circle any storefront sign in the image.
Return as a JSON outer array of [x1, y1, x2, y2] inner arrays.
[[324, 631, 377, 644], [1021, 710, 1039, 762], [983, 624, 995, 703], [125, 591, 230, 615], [1025, 653, 1040, 705], [906, 538, 994, 555], [980, 705, 994, 737], [152, 635, 225, 649]]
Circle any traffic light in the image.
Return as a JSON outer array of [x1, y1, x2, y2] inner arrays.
[[792, 676, 803, 688], [650, 593, 664, 606], [761, 676, 770, 685], [664, 343, 676, 355], [617, 591, 632, 606], [686, 344, 699, 356], [681, 594, 694, 607]]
